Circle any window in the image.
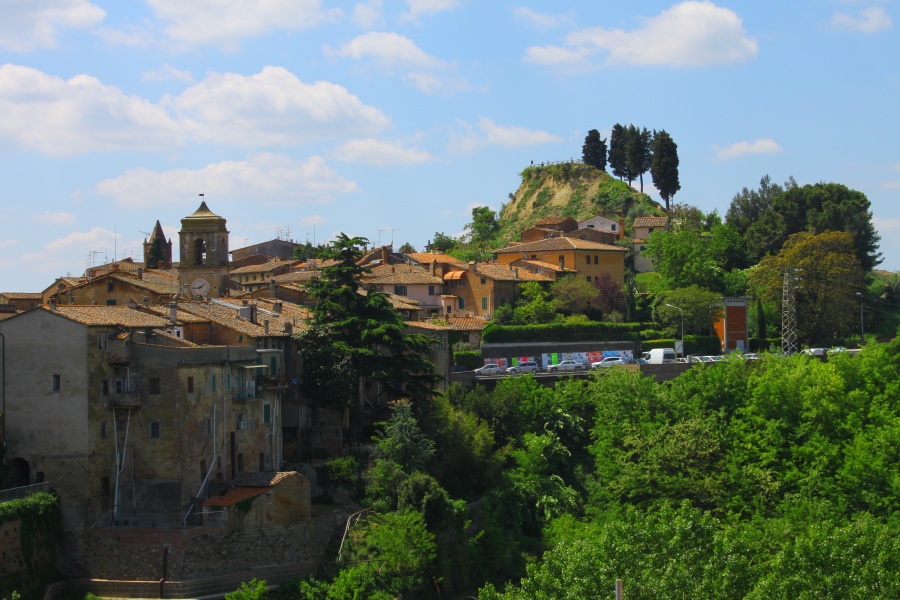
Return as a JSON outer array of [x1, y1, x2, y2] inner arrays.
[[586, 276, 591, 282], [394, 285, 408, 296], [115, 380, 123, 393], [237, 454, 244, 473], [648, 227, 655, 233], [187, 377, 194, 393], [226, 373, 231, 390], [52, 374, 61, 392], [558, 255, 565, 268], [148, 377, 161, 394], [97, 333, 108, 350], [640, 245, 645, 252], [238, 335, 243, 343], [206, 418, 213, 436], [236, 412, 246, 430], [271, 356, 278, 374], [530, 255, 536, 259], [102, 379, 109, 396], [480, 277, 486, 284], [462, 333, 470, 343], [106, 299, 116, 306], [428, 285, 435, 296], [482, 297, 487, 310], [446, 305, 452, 314], [594, 255, 598, 264], [611, 224, 617, 231], [587, 224, 595, 229], [211, 375, 216, 391], [585, 255, 590, 265], [100, 421, 108, 438], [107, 282, 115, 292], [149, 421, 160, 439], [259, 453, 266, 471], [263, 403, 272, 424], [459, 297, 465, 309]]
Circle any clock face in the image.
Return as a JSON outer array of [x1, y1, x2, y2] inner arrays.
[[190, 277, 211, 297]]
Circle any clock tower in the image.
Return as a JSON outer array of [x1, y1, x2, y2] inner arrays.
[[178, 201, 230, 298]]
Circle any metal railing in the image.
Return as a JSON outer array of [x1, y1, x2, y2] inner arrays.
[[0, 481, 50, 503]]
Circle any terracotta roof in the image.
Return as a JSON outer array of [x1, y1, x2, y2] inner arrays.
[[513, 259, 569, 272], [107, 270, 180, 295], [535, 216, 576, 226], [364, 264, 443, 285], [202, 486, 268, 507], [633, 216, 669, 228], [0, 293, 42, 300], [405, 320, 450, 331], [405, 252, 466, 266], [492, 237, 626, 254], [475, 263, 553, 282], [175, 300, 303, 337], [46, 305, 174, 327], [230, 260, 291, 275], [445, 317, 488, 331], [274, 270, 320, 283]]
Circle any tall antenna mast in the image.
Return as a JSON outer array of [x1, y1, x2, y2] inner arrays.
[[781, 267, 800, 356]]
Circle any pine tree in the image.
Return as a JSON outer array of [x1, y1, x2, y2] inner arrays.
[[650, 129, 681, 214], [608, 123, 629, 181], [581, 129, 607, 171]]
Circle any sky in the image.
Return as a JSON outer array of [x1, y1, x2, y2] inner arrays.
[[0, 0, 898, 293]]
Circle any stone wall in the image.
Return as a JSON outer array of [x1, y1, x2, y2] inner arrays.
[[60, 509, 346, 581]]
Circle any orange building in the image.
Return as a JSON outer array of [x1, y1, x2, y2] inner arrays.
[[712, 297, 749, 352], [491, 237, 627, 287]]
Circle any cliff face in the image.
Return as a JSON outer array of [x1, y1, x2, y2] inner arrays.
[[498, 162, 665, 241]]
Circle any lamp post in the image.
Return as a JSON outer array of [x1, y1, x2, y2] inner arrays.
[[666, 303, 684, 358], [856, 292, 865, 346]]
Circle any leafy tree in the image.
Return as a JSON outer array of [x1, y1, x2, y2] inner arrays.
[[644, 224, 747, 292], [650, 129, 680, 214], [398, 242, 415, 254], [725, 175, 786, 261], [581, 129, 607, 171], [295, 233, 438, 415], [749, 231, 866, 344], [653, 286, 723, 335], [550, 275, 597, 315], [465, 206, 500, 248], [594, 272, 626, 318], [431, 231, 458, 252], [608, 123, 629, 182], [226, 579, 268, 600], [625, 125, 652, 192], [511, 281, 559, 325], [374, 400, 435, 473]]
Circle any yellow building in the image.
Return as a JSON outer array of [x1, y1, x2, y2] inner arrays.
[[492, 237, 627, 287]]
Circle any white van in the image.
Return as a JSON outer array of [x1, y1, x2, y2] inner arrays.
[[648, 348, 676, 364]]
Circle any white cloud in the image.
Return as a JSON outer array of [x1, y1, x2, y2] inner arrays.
[[31, 212, 76, 225], [0, 64, 391, 156], [43, 227, 116, 253], [332, 138, 433, 166], [142, 64, 195, 84], [0, 0, 105, 52], [829, 7, 893, 33], [883, 181, 900, 190], [513, 7, 572, 29], [401, 0, 463, 22], [403, 71, 469, 93], [0, 240, 16, 250], [329, 32, 447, 68], [353, 1, 383, 29], [526, 1, 758, 68], [874, 216, 900, 235], [0, 64, 184, 156], [96, 153, 359, 208], [450, 118, 562, 153], [713, 138, 782, 160], [169, 66, 390, 146], [146, 0, 341, 51], [300, 215, 328, 227]]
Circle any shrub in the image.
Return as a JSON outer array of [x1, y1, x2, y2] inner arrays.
[[453, 350, 483, 370], [482, 322, 641, 344]]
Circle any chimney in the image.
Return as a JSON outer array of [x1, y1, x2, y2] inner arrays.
[[283, 322, 292, 333], [249, 303, 257, 324], [273, 301, 282, 314], [515, 267, 519, 278], [49, 298, 57, 310], [137, 267, 143, 280], [264, 319, 269, 334], [382, 246, 388, 264], [391, 266, 395, 274], [269, 278, 277, 299], [168, 301, 177, 325], [430, 261, 435, 276], [143, 296, 149, 306]]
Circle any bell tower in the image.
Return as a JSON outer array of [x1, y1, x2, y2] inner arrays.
[[178, 201, 230, 298]]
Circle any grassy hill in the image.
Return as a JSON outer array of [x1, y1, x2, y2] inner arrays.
[[497, 162, 666, 243]]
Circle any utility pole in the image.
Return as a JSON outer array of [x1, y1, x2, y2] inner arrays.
[[781, 267, 800, 356]]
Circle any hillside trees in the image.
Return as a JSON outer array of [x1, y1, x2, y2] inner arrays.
[[749, 230, 866, 343], [581, 129, 607, 171], [625, 125, 652, 193], [608, 123, 629, 182], [650, 130, 681, 213], [644, 222, 748, 293]]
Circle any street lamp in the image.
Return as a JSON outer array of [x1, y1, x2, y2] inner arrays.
[[666, 303, 684, 358], [856, 292, 865, 346]]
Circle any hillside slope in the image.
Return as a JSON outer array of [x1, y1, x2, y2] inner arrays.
[[498, 162, 666, 243]]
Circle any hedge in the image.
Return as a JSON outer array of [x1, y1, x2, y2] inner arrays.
[[482, 322, 642, 344], [453, 350, 483, 370]]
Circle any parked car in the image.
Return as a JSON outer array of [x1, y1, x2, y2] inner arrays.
[[506, 361, 539, 375], [801, 348, 827, 357], [591, 356, 631, 369], [648, 348, 677, 364], [474, 363, 504, 376], [546, 360, 586, 373]]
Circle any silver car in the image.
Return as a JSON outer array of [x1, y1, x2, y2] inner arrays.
[[546, 360, 586, 373], [474, 363, 505, 376], [506, 361, 539, 375]]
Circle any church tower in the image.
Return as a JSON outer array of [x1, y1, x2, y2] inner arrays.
[[178, 201, 230, 298], [143, 220, 173, 268]]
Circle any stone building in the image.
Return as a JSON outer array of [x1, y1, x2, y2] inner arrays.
[[179, 202, 230, 298]]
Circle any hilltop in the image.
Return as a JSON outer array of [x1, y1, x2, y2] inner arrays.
[[497, 162, 666, 243]]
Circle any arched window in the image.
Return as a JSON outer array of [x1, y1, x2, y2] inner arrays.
[[194, 239, 206, 265]]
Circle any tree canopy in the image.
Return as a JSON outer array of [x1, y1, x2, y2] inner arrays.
[[581, 129, 607, 171], [650, 130, 680, 213]]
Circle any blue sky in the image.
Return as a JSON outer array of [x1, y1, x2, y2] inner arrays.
[[1, 0, 898, 292]]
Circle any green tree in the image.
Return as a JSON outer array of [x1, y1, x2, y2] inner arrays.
[[645, 224, 747, 292], [465, 206, 500, 248], [653, 286, 723, 335], [625, 125, 652, 192], [608, 123, 629, 182], [431, 231, 458, 252], [650, 129, 680, 214], [374, 400, 435, 473], [295, 233, 439, 415], [550, 275, 597, 315], [581, 129, 607, 171], [748, 230, 866, 344], [398, 242, 415, 254]]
